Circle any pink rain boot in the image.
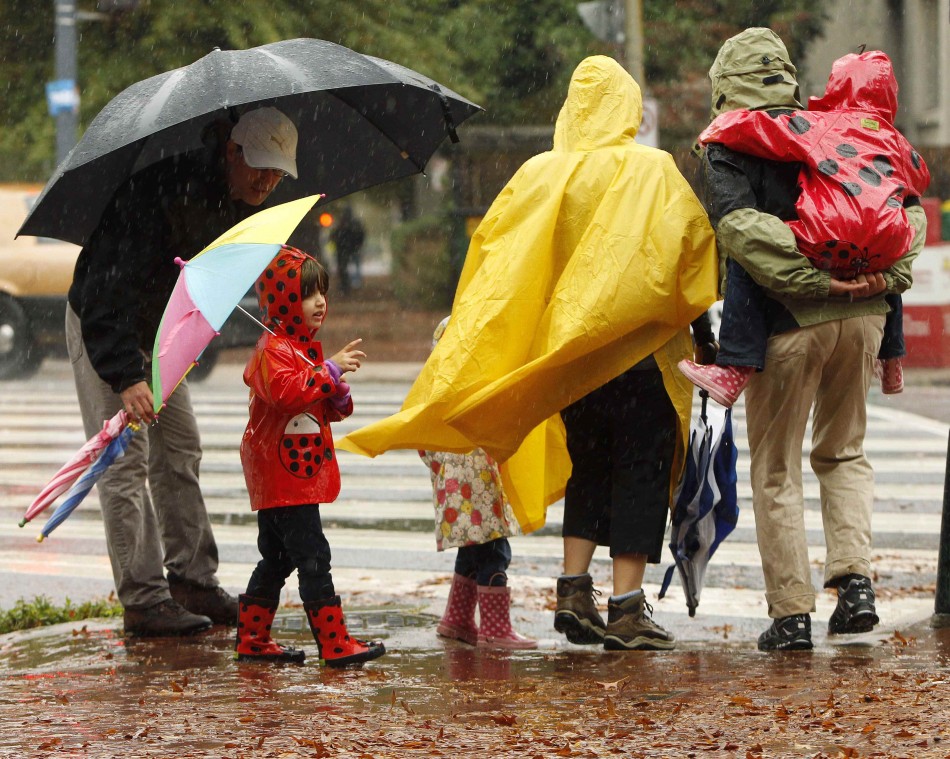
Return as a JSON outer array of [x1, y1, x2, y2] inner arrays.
[[437, 573, 479, 645], [879, 358, 904, 394], [476, 585, 538, 650], [678, 359, 754, 408]]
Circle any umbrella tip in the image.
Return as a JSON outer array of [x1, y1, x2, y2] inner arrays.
[[36, 534, 45, 543], [18, 519, 26, 528]]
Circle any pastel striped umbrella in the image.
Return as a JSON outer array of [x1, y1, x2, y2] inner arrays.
[[38, 424, 137, 541], [19, 410, 128, 527], [151, 194, 323, 413]]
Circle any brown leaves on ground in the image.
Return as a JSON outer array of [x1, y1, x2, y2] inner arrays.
[[8, 634, 950, 758]]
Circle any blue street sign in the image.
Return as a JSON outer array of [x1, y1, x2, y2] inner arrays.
[[46, 79, 80, 116]]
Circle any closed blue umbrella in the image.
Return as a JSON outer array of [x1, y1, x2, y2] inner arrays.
[[658, 391, 739, 616]]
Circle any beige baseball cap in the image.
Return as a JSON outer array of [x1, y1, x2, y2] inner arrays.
[[231, 107, 299, 179]]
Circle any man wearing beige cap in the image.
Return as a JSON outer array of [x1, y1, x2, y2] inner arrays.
[[66, 106, 298, 637]]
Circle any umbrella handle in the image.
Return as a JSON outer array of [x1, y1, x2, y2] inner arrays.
[[429, 84, 459, 144]]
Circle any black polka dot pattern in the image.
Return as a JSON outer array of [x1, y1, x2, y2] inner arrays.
[[817, 159, 839, 176], [786, 115, 811, 135], [841, 182, 862, 196], [836, 143, 858, 158], [858, 166, 882, 187]]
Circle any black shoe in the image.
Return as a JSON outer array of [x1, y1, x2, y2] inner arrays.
[[828, 575, 879, 635], [168, 577, 239, 625], [757, 614, 813, 651], [123, 598, 213, 637]]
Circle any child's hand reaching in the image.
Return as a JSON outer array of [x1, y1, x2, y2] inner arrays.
[[330, 339, 365, 374]]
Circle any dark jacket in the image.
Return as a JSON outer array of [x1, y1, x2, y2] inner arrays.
[[68, 151, 250, 393]]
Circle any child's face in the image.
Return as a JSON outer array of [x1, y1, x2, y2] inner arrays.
[[301, 290, 327, 332]]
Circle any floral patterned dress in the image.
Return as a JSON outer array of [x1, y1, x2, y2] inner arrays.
[[419, 447, 519, 550]]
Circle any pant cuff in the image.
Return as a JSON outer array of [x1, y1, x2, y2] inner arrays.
[[765, 584, 816, 619], [823, 558, 872, 588]]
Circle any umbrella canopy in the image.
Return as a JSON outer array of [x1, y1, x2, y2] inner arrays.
[[151, 195, 323, 413], [658, 393, 739, 617], [19, 38, 481, 246]]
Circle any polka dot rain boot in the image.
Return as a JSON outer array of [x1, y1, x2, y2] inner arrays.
[[304, 596, 386, 668], [437, 573, 479, 645], [234, 594, 306, 663], [476, 585, 538, 650], [677, 359, 754, 408]]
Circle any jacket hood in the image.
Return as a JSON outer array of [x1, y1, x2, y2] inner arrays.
[[808, 51, 898, 121], [255, 244, 314, 343], [553, 55, 641, 152], [708, 27, 802, 118]]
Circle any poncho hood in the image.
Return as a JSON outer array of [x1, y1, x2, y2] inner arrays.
[[809, 50, 899, 122], [553, 55, 641, 151], [708, 27, 802, 118]]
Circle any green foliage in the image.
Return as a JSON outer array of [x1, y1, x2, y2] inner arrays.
[[0, 595, 124, 634], [390, 213, 454, 309], [0, 0, 592, 181]]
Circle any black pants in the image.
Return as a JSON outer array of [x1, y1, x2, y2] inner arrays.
[[245, 504, 334, 604], [455, 538, 511, 586], [717, 259, 905, 367], [560, 365, 676, 562]]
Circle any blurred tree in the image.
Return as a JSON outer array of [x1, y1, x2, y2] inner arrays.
[[0, 0, 826, 182], [643, 0, 828, 150]]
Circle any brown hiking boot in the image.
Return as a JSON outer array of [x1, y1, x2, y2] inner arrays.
[[123, 598, 213, 637], [554, 574, 606, 644], [603, 592, 675, 651], [168, 577, 239, 626]]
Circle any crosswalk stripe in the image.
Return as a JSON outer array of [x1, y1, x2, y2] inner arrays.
[[0, 360, 946, 626]]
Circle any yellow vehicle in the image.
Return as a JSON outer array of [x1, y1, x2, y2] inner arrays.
[[0, 186, 79, 379], [1, 184, 262, 380]]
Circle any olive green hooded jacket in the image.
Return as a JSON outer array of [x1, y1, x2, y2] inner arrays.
[[703, 27, 926, 328]]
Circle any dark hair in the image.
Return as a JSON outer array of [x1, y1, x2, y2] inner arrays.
[[300, 256, 330, 298]]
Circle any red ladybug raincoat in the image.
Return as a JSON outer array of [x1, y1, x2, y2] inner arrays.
[[699, 51, 930, 277], [240, 246, 352, 510]]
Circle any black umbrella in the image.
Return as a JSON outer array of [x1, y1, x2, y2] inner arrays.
[[19, 38, 482, 246]]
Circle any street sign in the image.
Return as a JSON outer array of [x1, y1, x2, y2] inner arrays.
[[46, 79, 79, 116], [577, 0, 624, 43]]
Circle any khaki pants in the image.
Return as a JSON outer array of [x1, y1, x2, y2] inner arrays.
[[744, 314, 884, 619], [66, 306, 220, 609]]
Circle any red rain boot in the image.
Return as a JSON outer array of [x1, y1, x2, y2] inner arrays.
[[437, 573, 479, 645], [305, 596, 386, 668], [476, 585, 538, 650], [234, 595, 306, 663], [677, 359, 754, 408]]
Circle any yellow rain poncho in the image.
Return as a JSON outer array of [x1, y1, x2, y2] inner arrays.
[[339, 56, 718, 532]]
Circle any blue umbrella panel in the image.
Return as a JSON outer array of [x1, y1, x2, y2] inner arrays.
[[658, 392, 739, 616]]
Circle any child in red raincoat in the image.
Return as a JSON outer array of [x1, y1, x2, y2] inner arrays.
[[234, 245, 385, 667], [680, 51, 930, 406]]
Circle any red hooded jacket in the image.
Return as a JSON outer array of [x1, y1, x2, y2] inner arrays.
[[699, 51, 930, 276], [240, 246, 352, 510]]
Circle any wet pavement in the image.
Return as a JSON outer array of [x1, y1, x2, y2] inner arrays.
[[3, 605, 950, 757]]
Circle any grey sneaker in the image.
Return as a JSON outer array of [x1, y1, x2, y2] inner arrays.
[[554, 573, 606, 644], [123, 598, 213, 637], [828, 575, 879, 635], [603, 592, 675, 651], [168, 577, 239, 626], [757, 614, 813, 651]]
